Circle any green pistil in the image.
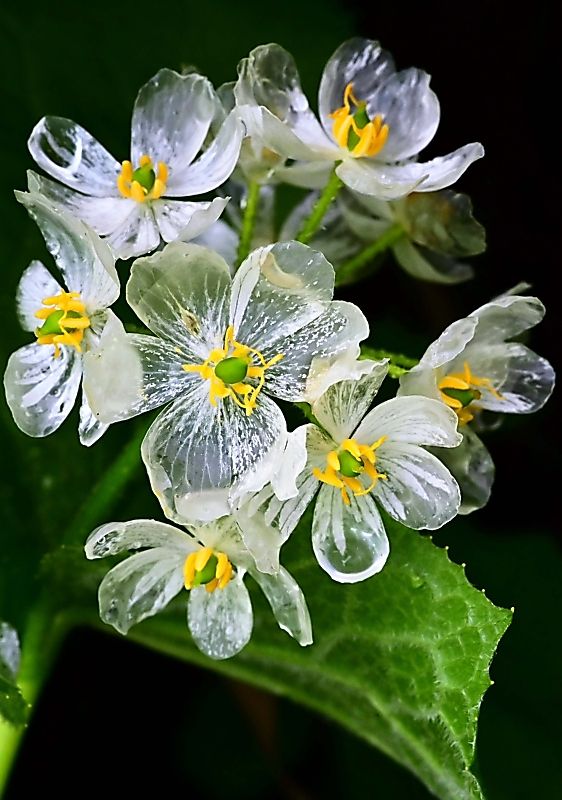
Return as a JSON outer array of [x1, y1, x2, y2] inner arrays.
[[347, 105, 370, 151], [132, 164, 156, 192], [192, 555, 218, 587], [338, 450, 364, 477], [214, 356, 249, 385], [442, 387, 480, 407], [36, 309, 81, 337]]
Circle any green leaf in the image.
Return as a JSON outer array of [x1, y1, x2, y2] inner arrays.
[[127, 515, 511, 800], [0, 623, 27, 727]]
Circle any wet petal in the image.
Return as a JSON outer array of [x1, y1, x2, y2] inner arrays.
[[86, 518, 196, 558], [188, 573, 253, 660], [194, 220, 238, 267], [434, 428, 494, 515], [355, 395, 461, 448], [105, 202, 160, 260], [98, 548, 185, 634], [28, 116, 120, 196], [234, 507, 287, 574], [16, 259, 62, 332], [4, 343, 81, 437], [272, 160, 336, 189], [374, 442, 460, 529], [131, 70, 217, 174], [78, 388, 108, 446], [312, 484, 389, 583], [153, 197, 229, 243], [249, 566, 313, 645], [469, 294, 546, 343], [393, 239, 474, 284]]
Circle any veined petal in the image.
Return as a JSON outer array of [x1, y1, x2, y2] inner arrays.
[[16, 259, 62, 332], [188, 573, 253, 660], [374, 442, 460, 529], [27, 170, 136, 237], [166, 111, 243, 197], [234, 507, 287, 574], [28, 116, 120, 196], [434, 428, 494, 515], [16, 191, 119, 310], [98, 548, 185, 634], [311, 359, 388, 440], [469, 294, 546, 343], [336, 159, 426, 200], [131, 70, 217, 173], [141, 386, 287, 524], [78, 388, 108, 446], [264, 301, 369, 402], [153, 197, 229, 244], [270, 425, 309, 501], [4, 343, 81, 437], [86, 518, 196, 559], [413, 144, 485, 192], [230, 241, 334, 349], [318, 37, 396, 139], [249, 566, 313, 645], [312, 484, 389, 583], [355, 395, 461, 448], [393, 239, 474, 284], [105, 202, 160, 260], [305, 349, 381, 404], [127, 242, 231, 356]]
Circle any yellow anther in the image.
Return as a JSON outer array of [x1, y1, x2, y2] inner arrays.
[[330, 82, 389, 158], [194, 546, 213, 572], [34, 291, 90, 358], [183, 553, 197, 587], [116, 154, 169, 202], [327, 451, 341, 471], [438, 361, 504, 426], [342, 439, 362, 459], [182, 325, 283, 416], [183, 548, 234, 593], [218, 561, 233, 590], [314, 436, 387, 505]]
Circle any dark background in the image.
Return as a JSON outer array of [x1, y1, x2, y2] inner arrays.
[[1, 0, 560, 797]]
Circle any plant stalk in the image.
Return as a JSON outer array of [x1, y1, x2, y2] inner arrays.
[[296, 168, 343, 244], [336, 223, 405, 286], [235, 181, 261, 268]]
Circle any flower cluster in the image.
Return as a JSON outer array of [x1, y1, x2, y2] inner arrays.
[[4, 39, 554, 659]]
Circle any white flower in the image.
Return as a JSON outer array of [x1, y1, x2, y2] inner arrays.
[[83, 240, 368, 521], [27, 69, 245, 259], [85, 515, 312, 660], [281, 188, 485, 284], [235, 40, 484, 199], [3, 192, 120, 445], [398, 293, 555, 512], [241, 361, 461, 583]]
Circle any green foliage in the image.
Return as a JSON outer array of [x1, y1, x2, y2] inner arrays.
[[0, 624, 27, 728]]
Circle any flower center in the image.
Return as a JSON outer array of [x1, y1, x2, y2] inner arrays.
[[183, 547, 234, 593], [313, 436, 387, 506], [330, 82, 389, 158], [182, 326, 283, 416], [34, 291, 91, 358], [438, 361, 504, 425], [117, 154, 168, 202]]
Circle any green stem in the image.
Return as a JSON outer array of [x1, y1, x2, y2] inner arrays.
[[296, 168, 343, 244], [235, 182, 261, 268], [360, 345, 419, 379], [336, 223, 405, 286]]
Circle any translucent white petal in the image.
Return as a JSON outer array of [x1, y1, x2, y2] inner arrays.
[[312, 484, 389, 583], [78, 388, 108, 446], [86, 518, 196, 559], [230, 241, 334, 349], [365, 68, 440, 161], [126, 242, 231, 356], [249, 566, 313, 645], [374, 442, 460, 529], [16, 191, 120, 310], [264, 301, 369, 402], [131, 70, 217, 173], [28, 116, 120, 196], [318, 37, 396, 138], [28, 170, 136, 237], [305, 350, 382, 405], [273, 160, 336, 189], [166, 111, 243, 197], [188, 574, 253, 660], [433, 428, 494, 515], [105, 202, 160, 260], [194, 220, 238, 268], [412, 144, 485, 192], [194, 517, 253, 568], [16, 260, 62, 332], [469, 294, 546, 343], [153, 197, 229, 243], [234, 507, 286, 574], [4, 343, 82, 437], [142, 386, 287, 523], [98, 548, 185, 634], [311, 359, 388, 440], [270, 425, 308, 501], [355, 395, 461, 448], [393, 239, 474, 284]]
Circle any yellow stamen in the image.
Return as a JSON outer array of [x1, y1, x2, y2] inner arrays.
[[329, 82, 389, 158], [116, 154, 169, 203], [33, 291, 91, 358], [182, 325, 283, 416], [438, 361, 504, 426], [314, 436, 387, 505], [183, 547, 234, 593]]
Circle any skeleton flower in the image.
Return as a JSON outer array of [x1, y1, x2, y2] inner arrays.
[[241, 361, 461, 583], [85, 515, 312, 660], [4, 192, 120, 445], [83, 240, 368, 521], [398, 293, 555, 512], [235, 40, 483, 199], [28, 69, 244, 259]]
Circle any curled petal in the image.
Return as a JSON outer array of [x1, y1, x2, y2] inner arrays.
[[104, 202, 160, 260], [78, 388, 108, 446], [249, 566, 313, 645], [393, 239, 474, 284], [434, 428, 494, 515], [153, 197, 229, 244], [86, 518, 196, 559]]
